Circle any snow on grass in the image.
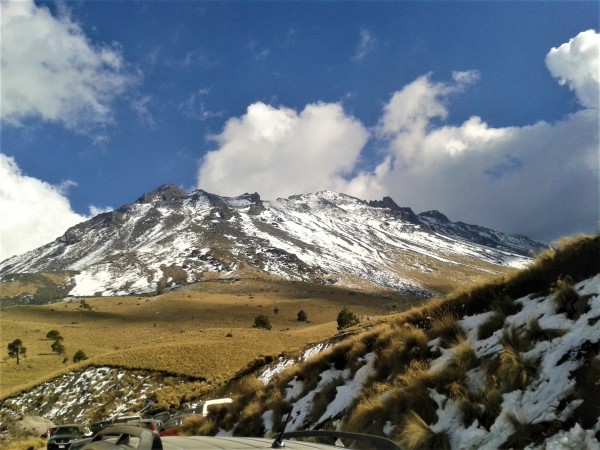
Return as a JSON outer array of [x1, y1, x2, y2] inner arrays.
[[428, 274, 600, 448], [260, 343, 330, 384], [316, 353, 376, 426]]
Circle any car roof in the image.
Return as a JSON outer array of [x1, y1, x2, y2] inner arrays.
[[161, 436, 340, 450]]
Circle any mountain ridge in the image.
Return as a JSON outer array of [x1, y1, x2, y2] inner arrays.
[[0, 185, 546, 302]]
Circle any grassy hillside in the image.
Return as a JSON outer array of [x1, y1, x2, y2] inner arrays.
[[0, 271, 76, 306], [0, 275, 421, 399], [191, 234, 599, 448]]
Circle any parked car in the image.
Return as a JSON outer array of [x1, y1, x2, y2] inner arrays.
[[151, 411, 172, 424], [46, 424, 88, 450], [89, 419, 113, 435], [125, 418, 162, 433], [159, 414, 205, 437], [41, 427, 57, 439], [110, 414, 143, 425]]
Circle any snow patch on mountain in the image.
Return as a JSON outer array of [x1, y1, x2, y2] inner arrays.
[[0, 187, 545, 299]]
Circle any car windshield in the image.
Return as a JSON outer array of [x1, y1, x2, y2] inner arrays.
[[55, 426, 80, 435]]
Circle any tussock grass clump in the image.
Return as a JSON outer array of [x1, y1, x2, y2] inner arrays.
[[501, 326, 532, 353], [551, 276, 588, 319], [309, 375, 344, 424], [209, 375, 267, 435], [197, 403, 232, 436], [525, 318, 566, 342], [497, 344, 538, 392], [428, 309, 468, 349], [235, 399, 266, 436], [441, 235, 598, 321], [490, 294, 522, 316], [394, 359, 432, 387], [449, 336, 478, 373], [344, 395, 388, 436], [478, 312, 506, 340], [177, 415, 209, 436], [459, 380, 503, 430], [502, 411, 534, 449], [396, 411, 450, 450]]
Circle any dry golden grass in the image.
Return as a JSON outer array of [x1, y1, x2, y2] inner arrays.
[[497, 344, 538, 392], [2, 436, 46, 450], [397, 411, 450, 450], [344, 395, 387, 435], [389, 249, 513, 295], [1, 276, 418, 399], [0, 280, 39, 298]]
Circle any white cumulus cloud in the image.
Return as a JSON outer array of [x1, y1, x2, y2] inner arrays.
[[0, 154, 87, 261], [0, 0, 134, 131], [196, 32, 598, 243], [546, 29, 600, 109], [197, 102, 369, 198]]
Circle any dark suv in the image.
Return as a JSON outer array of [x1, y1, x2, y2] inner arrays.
[[47, 424, 87, 450]]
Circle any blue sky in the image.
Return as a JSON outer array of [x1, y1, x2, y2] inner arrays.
[[1, 0, 598, 261]]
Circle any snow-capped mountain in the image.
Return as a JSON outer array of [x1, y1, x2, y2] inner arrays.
[[0, 185, 545, 298]]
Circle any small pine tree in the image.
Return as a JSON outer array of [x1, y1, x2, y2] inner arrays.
[[337, 307, 360, 330], [79, 299, 92, 310], [73, 350, 88, 363], [274, 307, 280, 315], [253, 314, 272, 330], [7, 339, 27, 364], [297, 309, 308, 322], [46, 329, 62, 340], [51, 340, 66, 356]]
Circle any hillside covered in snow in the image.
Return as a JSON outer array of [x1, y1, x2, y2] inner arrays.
[[0, 185, 545, 303]]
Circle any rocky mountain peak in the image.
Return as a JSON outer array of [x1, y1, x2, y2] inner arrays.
[[418, 210, 451, 223], [135, 184, 187, 204], [368, 196, 420, 225]]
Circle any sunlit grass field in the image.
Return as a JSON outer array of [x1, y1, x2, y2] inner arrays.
[[0, 275, 422, 399]]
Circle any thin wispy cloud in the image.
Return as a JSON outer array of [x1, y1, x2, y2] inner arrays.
[[352, 28, 376, 61], [181, 49, 219, 69], [179, 89, 224, 122], [131, 95, 157, 129], [247, 40, 271, 61]]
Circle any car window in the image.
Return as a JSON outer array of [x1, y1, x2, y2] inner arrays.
[[57, 426, 80, 435]]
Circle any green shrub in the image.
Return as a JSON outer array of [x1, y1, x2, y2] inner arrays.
[[51, 340, 66, 356], [73, 349, 88, 363], [297, 309, 308, 322], [337, 307, 359, 330], [46, 329, 62, 340], [252, 314, 272, 330]]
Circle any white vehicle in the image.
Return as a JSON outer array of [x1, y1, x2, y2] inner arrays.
[[199, 397, 233, 416]]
